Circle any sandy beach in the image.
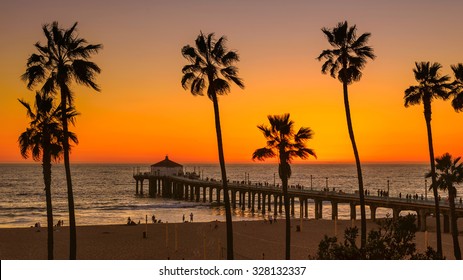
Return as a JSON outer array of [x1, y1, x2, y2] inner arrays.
[[1, 217, 462, 260]]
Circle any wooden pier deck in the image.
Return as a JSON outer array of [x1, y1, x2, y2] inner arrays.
[[133, 173, 463, 232]]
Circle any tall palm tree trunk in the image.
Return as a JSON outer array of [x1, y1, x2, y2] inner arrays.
[[42, 141, 54, 260], [424, 102, 442, 256], [342, 82, 367, 250], [60, 90, 77, 260], [281, 175, 290, 260], [211, 93, 234, 260], [448, 187, 461, 259]]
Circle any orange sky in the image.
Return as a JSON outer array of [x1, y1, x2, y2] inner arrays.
[[1, 0, 462, 164]]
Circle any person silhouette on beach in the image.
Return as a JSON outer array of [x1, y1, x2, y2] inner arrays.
[[190, 212, 193, 222], [152, 215, 156, 223], [182, 214, 185, 222]]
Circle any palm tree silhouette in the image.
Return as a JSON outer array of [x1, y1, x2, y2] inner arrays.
[[427, 153, 462, 260], [317, 21, 375, 250], [18, 92, 78, 259], [252, 114, 316, 259], [181, 32, 244, 260], [404, 61, 451, 256], [22, 21, 102, 259], [450, 63, 463, 111]]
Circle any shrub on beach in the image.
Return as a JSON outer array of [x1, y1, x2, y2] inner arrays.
[[315, 215, 443, 260]]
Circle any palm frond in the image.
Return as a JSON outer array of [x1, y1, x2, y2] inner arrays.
[[333, 21, 348, 45], [181, 45, 198, 62], [190, 77, 205, 96], [21, 65, 45, 89], [253, 114, 316, 180], [318, 21, 374, 84], [451, 63, 463, 82], [257, 124, 272, 138], [41, 73, 57, 95], [221, 51, 239, 66], [65, 106, 80, 126], [181, 32, 243, 99], [27, 53, 45, 66], [18, 99, 35, 119], [23, 18, 101, 145], [182, 64, 201, 73], [227, 75, 244, 89], [71, 60, 101, 91], [50, 143, 64, 162], [317, 49, 333, 61], [18, 90, 67, 164], [212, 36, 226, 61], [450, 63, 463, 112], [220, 66, 238, 76], [351, 33, 369, 48], [432, 153, 463, 192], [321, 28, 335, 47], [353, 45, 375, 59], [18, 129, 33, 159], [68, 131, 79, 145], [405, 61, 451, 108], [195, 32, 209, 59], [68, 44, 102, 59], [210, 78, 230, 96], [181, 72, 196, 90], [288, 147, 317, 159], [404, 86, 422, 107], [252, 148, 275, 161], [451, 93, 463, 112], [295, 127, 313, 142]]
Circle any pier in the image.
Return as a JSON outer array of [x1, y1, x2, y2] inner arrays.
[[133, 173, 463, 232]]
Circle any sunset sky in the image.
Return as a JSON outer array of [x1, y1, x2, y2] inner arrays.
[[0, 0, 462, 164]]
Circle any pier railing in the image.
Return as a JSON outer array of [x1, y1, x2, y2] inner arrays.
[[133, 171, 463, 208], [132, 173, 463, 232]]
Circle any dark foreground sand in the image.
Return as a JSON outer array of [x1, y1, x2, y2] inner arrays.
[[1, 218, 462, 260]]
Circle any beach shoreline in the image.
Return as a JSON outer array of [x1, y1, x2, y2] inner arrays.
[[1, 218, 461, 260]]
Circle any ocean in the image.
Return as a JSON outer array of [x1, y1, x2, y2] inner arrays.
[[0, 163, 448, 228]]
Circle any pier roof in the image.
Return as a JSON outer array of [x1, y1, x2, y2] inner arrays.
[[151, 156, 183, 168]]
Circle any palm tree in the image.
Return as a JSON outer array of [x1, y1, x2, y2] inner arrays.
[[427, 153, 463, 260], [22, 21, 102, 259], [252, 114, 316, 259], [181, 32, 244, 259], [317, 21, 375, 250], [18, 92, 78, 259], [450, 63, 463, 111], [404, 61, 451, 256]]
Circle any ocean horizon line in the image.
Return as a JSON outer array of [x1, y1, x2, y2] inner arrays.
[[0, 160, 429, 165]]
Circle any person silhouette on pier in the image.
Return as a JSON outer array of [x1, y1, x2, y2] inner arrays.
[[190, 212, 194, 222], [183, 214, 185, 222]]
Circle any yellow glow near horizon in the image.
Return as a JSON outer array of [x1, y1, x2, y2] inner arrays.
[[1, 0, 463, 164]]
